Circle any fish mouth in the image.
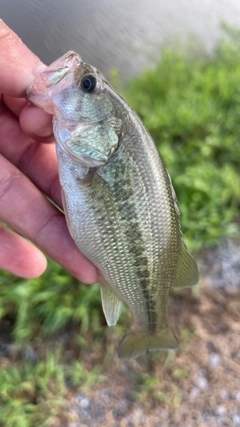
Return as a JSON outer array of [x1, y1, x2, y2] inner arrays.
[[25, 76, 49, 103], [25, 51, 83, 112], [25, 83, 55, 115], [25, 84, 48, 104]]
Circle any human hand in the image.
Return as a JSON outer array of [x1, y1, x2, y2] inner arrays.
[[0, 20, 98, 283]]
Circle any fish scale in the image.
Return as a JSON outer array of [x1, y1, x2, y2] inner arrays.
[[26, 51, 199, 359]]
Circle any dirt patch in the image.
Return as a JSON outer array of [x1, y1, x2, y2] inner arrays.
[[67, 282, 240, 427]]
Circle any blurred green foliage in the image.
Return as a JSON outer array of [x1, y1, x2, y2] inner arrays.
[[0, 351, 66, 427], [1, 28, 240, 424], [0, 266, 103, 343], [125, 28, 240, 250], [0, 349, 105, 426]]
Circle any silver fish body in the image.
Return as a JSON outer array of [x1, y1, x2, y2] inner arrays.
[[26, 52, 199, 358]]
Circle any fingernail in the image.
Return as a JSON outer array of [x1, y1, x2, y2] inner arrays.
[[32, 63, 48, 77]]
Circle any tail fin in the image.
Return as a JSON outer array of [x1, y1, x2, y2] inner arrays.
[[118, 326, 178, 359]]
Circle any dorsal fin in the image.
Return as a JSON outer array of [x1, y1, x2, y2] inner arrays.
[[173, 242, 199, 288]]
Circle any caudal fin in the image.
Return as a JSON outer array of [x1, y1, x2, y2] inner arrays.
[[118, 326, 178, 359]]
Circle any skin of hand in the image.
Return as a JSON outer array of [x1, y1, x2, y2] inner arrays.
[[0, 19, 98, 283]]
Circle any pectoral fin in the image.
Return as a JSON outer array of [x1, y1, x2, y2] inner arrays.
[[173, 242, 199, 289], [100, 284, 122, 326]]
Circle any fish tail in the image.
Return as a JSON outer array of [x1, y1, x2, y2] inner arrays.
[[118, 326, 178, 359]]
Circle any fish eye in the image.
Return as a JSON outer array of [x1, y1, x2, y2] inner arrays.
[[80, 74, 97, 93]]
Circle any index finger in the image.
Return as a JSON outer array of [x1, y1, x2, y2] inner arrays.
[[0, 20, 54, 143], [0, 19, 43, 97]]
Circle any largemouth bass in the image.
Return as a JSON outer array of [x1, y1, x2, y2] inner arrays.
[[26, 52, 199, 359]]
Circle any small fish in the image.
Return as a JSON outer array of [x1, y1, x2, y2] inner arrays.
[[26, 52, 199, 359]]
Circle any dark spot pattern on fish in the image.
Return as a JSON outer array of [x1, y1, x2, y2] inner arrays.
[[109, 156, 157, 331]]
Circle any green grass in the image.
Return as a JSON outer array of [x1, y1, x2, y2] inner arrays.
[[124, 36, 240, 250], [0, 349, 106, 427], [1, 28, 240, 424], [0, 351, 66, 427], [0, 266, 103, 343]]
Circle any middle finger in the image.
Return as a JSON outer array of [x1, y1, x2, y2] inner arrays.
[[3, 95, 54, 141]]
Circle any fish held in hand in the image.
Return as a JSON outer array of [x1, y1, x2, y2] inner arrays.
[[26, 51, 199, 359]]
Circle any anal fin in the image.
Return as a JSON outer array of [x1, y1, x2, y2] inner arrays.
[[100, 284, 122, 326]]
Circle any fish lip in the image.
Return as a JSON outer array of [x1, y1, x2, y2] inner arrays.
[[25, 84, 55, 114], [25, 79, 49, 104], [25, 88, 49, 105]]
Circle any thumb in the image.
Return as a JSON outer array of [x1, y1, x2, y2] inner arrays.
[[0, 19, 44, 97]]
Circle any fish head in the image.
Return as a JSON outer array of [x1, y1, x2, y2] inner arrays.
[[26, 51, 122, 167]]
